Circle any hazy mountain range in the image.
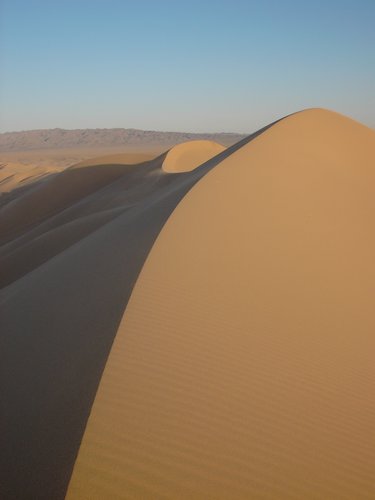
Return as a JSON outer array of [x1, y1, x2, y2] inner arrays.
[[0, 128, 247, 152]]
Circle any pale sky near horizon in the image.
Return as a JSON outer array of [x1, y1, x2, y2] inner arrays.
[[1, 0, 374, 133]]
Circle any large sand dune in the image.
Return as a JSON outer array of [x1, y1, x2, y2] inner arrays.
[[1, 109, 375, 499]]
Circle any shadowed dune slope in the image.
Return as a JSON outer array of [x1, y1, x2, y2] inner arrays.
[[72, 151, 156, 168], [0, 153, 156, 243], [67, 109, 375, 500], [0, 154, 155, 287], [162, 140, 225, 172], [0, 133, 262, 499]]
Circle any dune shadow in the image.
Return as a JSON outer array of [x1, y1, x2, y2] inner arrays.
[[0, 119, 278, 499]]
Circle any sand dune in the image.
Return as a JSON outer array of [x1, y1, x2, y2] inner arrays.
[[0, 160, 145, 242], [0, 147, 163, 172], [162, 140, 225, 172], [0, 137, 242, 499], [1, 109, 375, 499], [0, 161, 62, 194]]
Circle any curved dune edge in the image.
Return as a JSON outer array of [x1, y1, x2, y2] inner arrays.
[[0, 118, 270, 499], [162, 140, 226, 172], [67, 109, 375, 499]]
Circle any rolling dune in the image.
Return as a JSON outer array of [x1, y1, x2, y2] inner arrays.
[[0, 138, 244, 499], [162, 140, 225, 172], [0, 154, 156, 243], [0, 146, 223, 287], [67, 109, 375, 499], [0, 162, 62, 194], [1, 110, 375, 499]]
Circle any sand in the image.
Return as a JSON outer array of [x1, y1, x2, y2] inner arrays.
[[0, 147, 161, 180], [0, 139, 237, 498], [0, 161, 62, 194], [162, 140, 225, 172], [1, 110, 375, 499]]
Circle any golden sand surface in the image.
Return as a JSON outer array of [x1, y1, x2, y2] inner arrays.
[[1, 110, 375, 499], [162, 140, 225, 172], [0, 139, 230, 498], [67, 110, 375, 499]]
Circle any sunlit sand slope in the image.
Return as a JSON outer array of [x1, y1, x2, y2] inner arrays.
[[162, 140, 225, 172], [67, 109, 375, 499]]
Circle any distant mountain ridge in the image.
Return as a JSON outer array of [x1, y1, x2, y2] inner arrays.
[[0, 128, 247, 152]]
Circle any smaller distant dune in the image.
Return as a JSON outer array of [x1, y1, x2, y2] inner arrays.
[[162, 140, 226, 173]]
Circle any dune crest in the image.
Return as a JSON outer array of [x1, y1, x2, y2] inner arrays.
[[0, 128, 252, 498], [67, 108, 375, 499], [2, 108, 375, 499], [162, 140, 225, 172]]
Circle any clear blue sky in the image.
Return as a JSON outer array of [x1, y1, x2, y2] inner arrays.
[[1, 0, 374, 133]]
